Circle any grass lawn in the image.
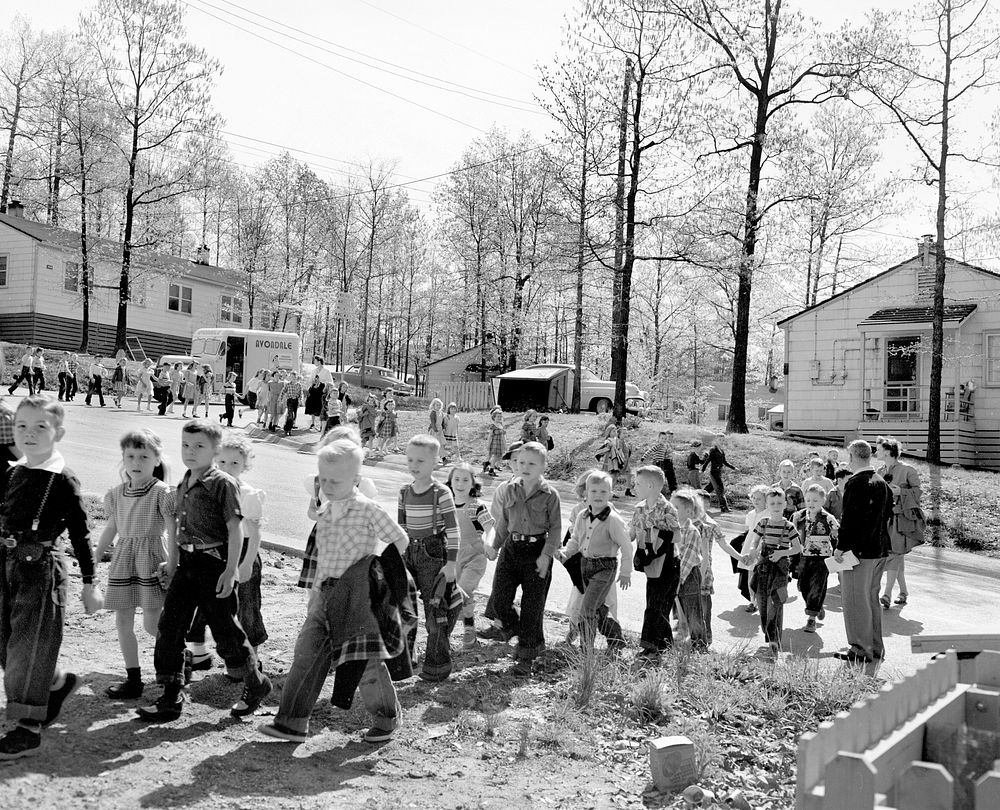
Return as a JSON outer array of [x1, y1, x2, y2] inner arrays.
[[388, 403, 1000, 556]]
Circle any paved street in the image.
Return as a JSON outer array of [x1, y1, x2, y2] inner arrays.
[[20, 392, 1000, 678]]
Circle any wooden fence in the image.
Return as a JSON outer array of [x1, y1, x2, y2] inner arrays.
[[428, 381, 494, 411], [797, 650, 1000, 810]]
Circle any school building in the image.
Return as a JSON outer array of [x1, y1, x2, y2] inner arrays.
[[777, 236, 1000, 470], [0, 203, 246, 359]]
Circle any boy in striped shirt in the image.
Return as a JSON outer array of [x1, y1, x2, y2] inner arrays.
[[398, 434, 461, 681]]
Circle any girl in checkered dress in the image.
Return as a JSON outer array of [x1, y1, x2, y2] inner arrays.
[[372, 399, 398, 457], [485, 407, 506, 475], [446, 463, 495, 649], [442, 402, 461, 462], [94, 429, 176, 699]]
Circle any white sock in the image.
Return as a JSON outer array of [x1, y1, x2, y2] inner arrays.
[[189, 642, 209, 657]]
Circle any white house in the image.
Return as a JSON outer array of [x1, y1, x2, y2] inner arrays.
[[777, 236, 1000, 470], [0, 204, 247, 359]]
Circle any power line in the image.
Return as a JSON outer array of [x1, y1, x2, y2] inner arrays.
[[183, 0, 488, 134], [208, 0, 543, 111], [356, 0, 536, 80]]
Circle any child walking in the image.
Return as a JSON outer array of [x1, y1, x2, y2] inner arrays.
[[560, 471, 631, 651], [373, 399, 398, 457], [485, 407, 506, 475], [0, 396, 103, 759], [95, 429, 175, 699], [281, 372, 303, 436], [255, 370, 271, 425], [181, 364, 198, 418], [168, 363, 182, 414], [135, 359, 155, 412], [775, 459, 805, 519], [668, 490, 708, 650], [259, 439, 411, 745], [111, 357, 128, 409], [265, 371, 285, 432], [220, 372, 238, 427], [186, 434, 268, 674], [446, 463, 495, 649], [630, 466, 679, 658], [639, 431, 678, 495], [358, 393, 377, 447], [304, 373, 325, 430], [138, 419, 270, 722], [428, 398, 446, 449], [442, 402, 461, 462], [485, 441, 561, 676], [398, 435, 462, 681], [520, 410, 540, 444], [693, 490, 742, 647], [793, 484, 839, 632], [596, 424, 631, 496], [746, 487, 801, 656], [196, 365, 213, 418]]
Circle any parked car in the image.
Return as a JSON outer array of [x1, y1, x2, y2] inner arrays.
[[493, 364, 645, 414], [340, 364, 414, 395]]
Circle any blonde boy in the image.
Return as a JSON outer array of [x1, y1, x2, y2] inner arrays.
[[747, 487, 801, 655], [793, 484, 839, 632]]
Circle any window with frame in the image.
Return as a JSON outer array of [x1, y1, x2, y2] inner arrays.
[[168, 283, 192, 314], [64, 261, 79, 292], [0, 254, 8, 287], [987, 332, 1000, 387], [718, 403, 729, 421], [220, 294, 244, 324]]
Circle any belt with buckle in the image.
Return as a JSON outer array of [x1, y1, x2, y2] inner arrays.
[[179, 542, 224, 553], [510, 532, 544, 544]]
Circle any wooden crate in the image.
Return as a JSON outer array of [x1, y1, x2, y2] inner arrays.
[[797, 650, 1000, 809]]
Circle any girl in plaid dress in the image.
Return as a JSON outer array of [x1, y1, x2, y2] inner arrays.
[[442, 402, 461, 462], [447, 463, 495, 649], [372, 399, 398, 457], [111, 358, 129, 409], [428, 398, 446, 449], [95, 429, 175, 699], [485, 407, 505, 475]]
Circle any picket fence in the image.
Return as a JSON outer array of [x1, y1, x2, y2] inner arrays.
[[430, 381, 494, 411], [797, 650, 1000, 810]]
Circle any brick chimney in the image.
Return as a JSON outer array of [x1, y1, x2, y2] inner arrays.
[[6, 200, 24, 218], [920, 233, 934, 266], [195, 244, 210, 265]]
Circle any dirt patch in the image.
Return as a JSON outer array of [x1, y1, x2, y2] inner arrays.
[[1, 548, 881, 810]]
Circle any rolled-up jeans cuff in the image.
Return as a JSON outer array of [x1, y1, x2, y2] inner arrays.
[[274, 715, 309, 734], [6, 701, 47, 723]]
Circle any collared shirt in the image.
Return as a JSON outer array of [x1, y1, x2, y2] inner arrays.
[[67, 359, 78, 374], [19, 353, 31, 368], [283, 381, 303, 400], [793, 508, 839, 557], [674, 518, 703, 584], [565, 506, 633, 576], [0, 402, 13, 446], [492, 476, 562, 556], [2, 451, 94, 583], [89, 362, 106, 378], [175, 465, 242, 551], [314, 489, 409, 585], [694, 516, 726, 592], [630, 495, 678, 578]]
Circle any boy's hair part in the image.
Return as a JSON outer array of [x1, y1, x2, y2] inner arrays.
[[220, 433, 255, 468], [804, 483, 827, 498], [586, 470, 613, 489], [671, 490, 699, 512], [778, 459, 794, 469], [15, 395, 65, 428], [408, 433, 440, 455], [182, 418, 224, 445], [834, 468, 852, 481], [318, 438, 365, 469], [518, 441, 547, 463], [635, 465, 666, 488], [765, 486, 786, 501], [749, 484, 769, 499]]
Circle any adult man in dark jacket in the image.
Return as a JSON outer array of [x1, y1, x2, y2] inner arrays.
[[833, 439, 893, 663]]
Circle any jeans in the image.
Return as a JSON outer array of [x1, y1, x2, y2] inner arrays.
[[57, 372, 69, 400], [284, 398, 299, 433], [404, 537, 459, 680], [8, 366, 33, 396], [275, 580, 399, 735], [640, 559, 679, 651], [578, 557, 624, 649], [676, 568, 706, 649], [187, 551, 268, 649], [66, 374, 78, 399], [153, 550, 259, 686], [491, 539, 552, 662], [85, 376, 105, 406], [155, 387, 173, 416], [798, 557, 829, 617], [842, 557, 886, 660], [0, 547, 68, 723], [709, 471, 729, 511], [754, 558, 789, 646], [223, 394, 235, 426]]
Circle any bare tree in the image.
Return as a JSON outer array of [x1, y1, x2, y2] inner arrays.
[[858, 0, 1000, 464]]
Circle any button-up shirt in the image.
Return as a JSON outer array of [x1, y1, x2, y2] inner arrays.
[[175, 465, 242, 552], [629, 495, 678, 578], [314, 489, 408, 585], [564, 507, 632, 576], [89, 362, 106, 378], [675, 518, 703, 584], [491, 477, 562, 556]]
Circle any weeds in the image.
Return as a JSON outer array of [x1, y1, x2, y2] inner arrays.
[[516, 721, 531, 758], [628, 669, 672, 722]]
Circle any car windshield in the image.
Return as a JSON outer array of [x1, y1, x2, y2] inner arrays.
[[192, 338, 223, 356], [580, 369, 598, 380]]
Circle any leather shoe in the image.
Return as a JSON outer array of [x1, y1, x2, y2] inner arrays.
[[137, 692, 185, 722]]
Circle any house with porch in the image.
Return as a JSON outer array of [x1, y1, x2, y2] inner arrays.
[[777, 236, 1000, 470]]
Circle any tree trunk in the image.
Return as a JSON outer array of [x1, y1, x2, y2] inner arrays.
[[1, 87, 23, 213], [117, 104, 141, 354], [572, 146, 587, 412], [77, 152, 91, 353], [610, 58, 632, 381]]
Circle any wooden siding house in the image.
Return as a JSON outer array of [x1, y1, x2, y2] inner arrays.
[[0, 206, 246, 359], [422, 342, 502, 395], [777, 237, 1000, 470]]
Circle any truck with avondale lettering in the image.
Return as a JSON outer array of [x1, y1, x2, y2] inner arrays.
[[191, 328, 301, 394]]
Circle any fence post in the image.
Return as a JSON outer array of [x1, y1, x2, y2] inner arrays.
[[895, 762, 954, 810], [975, 771, 1000, 808], [822, 753, 875, 810]]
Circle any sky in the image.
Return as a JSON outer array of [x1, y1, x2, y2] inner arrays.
[[9, 0, 998, 266]]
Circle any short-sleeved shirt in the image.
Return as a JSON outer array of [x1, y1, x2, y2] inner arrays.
[[492, 477, 562, 556], [454, 498, 494, 550], [674, 520, 703, 583], [752, 517, 798, 552], [776, 480, 805, 517], [397, 481, 461, 561], [240, 483, 265, 527], [314, 491, 408, 584], [175, 466, 242, 551]]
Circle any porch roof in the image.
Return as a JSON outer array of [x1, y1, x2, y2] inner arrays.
[[858, 303, 977, 328]]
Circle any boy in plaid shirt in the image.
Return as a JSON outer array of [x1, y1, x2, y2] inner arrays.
[[261, 439, 410, 744], [668, 490, 708, 650]]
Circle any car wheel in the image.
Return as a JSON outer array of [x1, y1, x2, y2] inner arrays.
[[593, 398, 612, 414]]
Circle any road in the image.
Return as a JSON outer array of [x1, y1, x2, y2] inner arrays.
[[20, 392, 1000, 678]]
